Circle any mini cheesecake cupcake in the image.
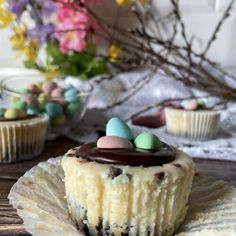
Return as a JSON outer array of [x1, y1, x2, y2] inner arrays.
[[0, 109, 48, 163], [62, 117, 195, 236], [165, 99, 221, 141]]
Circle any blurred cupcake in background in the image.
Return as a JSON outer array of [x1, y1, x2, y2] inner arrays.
[[165, 99, 221, 141]]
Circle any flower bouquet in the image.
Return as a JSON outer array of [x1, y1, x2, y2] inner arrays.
[[0, 0, 111, 80]]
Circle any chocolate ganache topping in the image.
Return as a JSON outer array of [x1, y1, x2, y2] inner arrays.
[[76, 143, 175, 167]]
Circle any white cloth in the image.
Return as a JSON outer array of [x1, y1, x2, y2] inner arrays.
[[78, 70, 236, 161]]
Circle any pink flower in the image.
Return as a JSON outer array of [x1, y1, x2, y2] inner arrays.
[[55, 4, 90, 53]]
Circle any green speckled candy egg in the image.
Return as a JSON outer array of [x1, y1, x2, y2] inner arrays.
[[66, 102, 80, 118], [12, 101, 27, 112], [106, 117, 134, 141], [134, 132, 162, 150]]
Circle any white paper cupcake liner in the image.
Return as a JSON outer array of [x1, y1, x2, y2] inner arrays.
[[8, 157, 236, 236], [0, 116, 48, 163], [165, 108, 221, 141]]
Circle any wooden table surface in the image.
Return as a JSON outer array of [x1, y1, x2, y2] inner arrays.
[[0, 137, 236, 236]]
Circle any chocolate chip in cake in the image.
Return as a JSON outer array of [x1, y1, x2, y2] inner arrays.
[[96, 218, 103, 235], [107, 166, 123, 179], [155, 172, 165, 181], [67, 153, 75, 157], [173, 164, 182, 168]]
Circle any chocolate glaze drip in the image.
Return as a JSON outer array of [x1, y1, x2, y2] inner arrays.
[[75, 143, 175, 167]]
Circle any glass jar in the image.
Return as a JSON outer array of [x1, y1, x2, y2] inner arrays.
[[0, 74, 92, 162]]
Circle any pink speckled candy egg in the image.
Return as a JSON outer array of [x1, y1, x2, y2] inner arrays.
[[97, 136, 133, 149], [51, 87, 64, 98], [42, 81, 58, 95], [27, 83, 41, 94], [183, 99, 198, 110], [22, 94, 38, 108], [52, 98, 67, 106]]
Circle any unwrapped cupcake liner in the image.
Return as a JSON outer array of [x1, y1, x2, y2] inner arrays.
[[165, 108, 221, 141], [8, 157, 236, 236], [0, 116, 48, 163]]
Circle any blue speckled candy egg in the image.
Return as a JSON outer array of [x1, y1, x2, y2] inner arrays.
[[134, 133, 162, 150], [27, 107, 40, 115], [106, 117, 134, 141], [45, 102, 63, 117], [64, 89, 78, 103]]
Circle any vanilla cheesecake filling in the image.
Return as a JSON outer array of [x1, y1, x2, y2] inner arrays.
[[62, 144, 194, 236]]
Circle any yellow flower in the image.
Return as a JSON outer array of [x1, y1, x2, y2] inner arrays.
[[116, 0, 130, 7], [10, 26, 26, 50], [0, 7, 14, 28], [108, 45, 122, 63], [44, 67, 58, 81], [10, 26, 39, 62], [23, 40, 39, 61]]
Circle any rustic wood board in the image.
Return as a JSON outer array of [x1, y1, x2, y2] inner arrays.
[[0, 138, 235, 235]]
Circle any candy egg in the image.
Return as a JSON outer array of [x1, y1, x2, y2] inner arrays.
[[4, 108, 26, 119], [19, 88, 28, 95], [12, 101, 27, 112], [45, 102, 63, 117], [51, 114, 66, 127], [184, 99, 198, 110], [197, 99, 206, 108], [52, 97, 67, 106], [42, 81, 58, 95], [67, 84, 75, 90], [106, 117, 134, 141], [27, 83, 41, 94], [134, 133, 162, 150], [51, 87, 64, 98], [181, 99, 198, 110], [0, 108, 6, 117], [22, 94, 38, 108], [66, 102, 80, 118], [64, 88, 78, 103], [27, 107, 40, 115], [38, 93, 48, 110], [97, 136, 133, 149]]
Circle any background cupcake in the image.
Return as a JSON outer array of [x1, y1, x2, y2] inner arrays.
[[165, 99, 221, 141]]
